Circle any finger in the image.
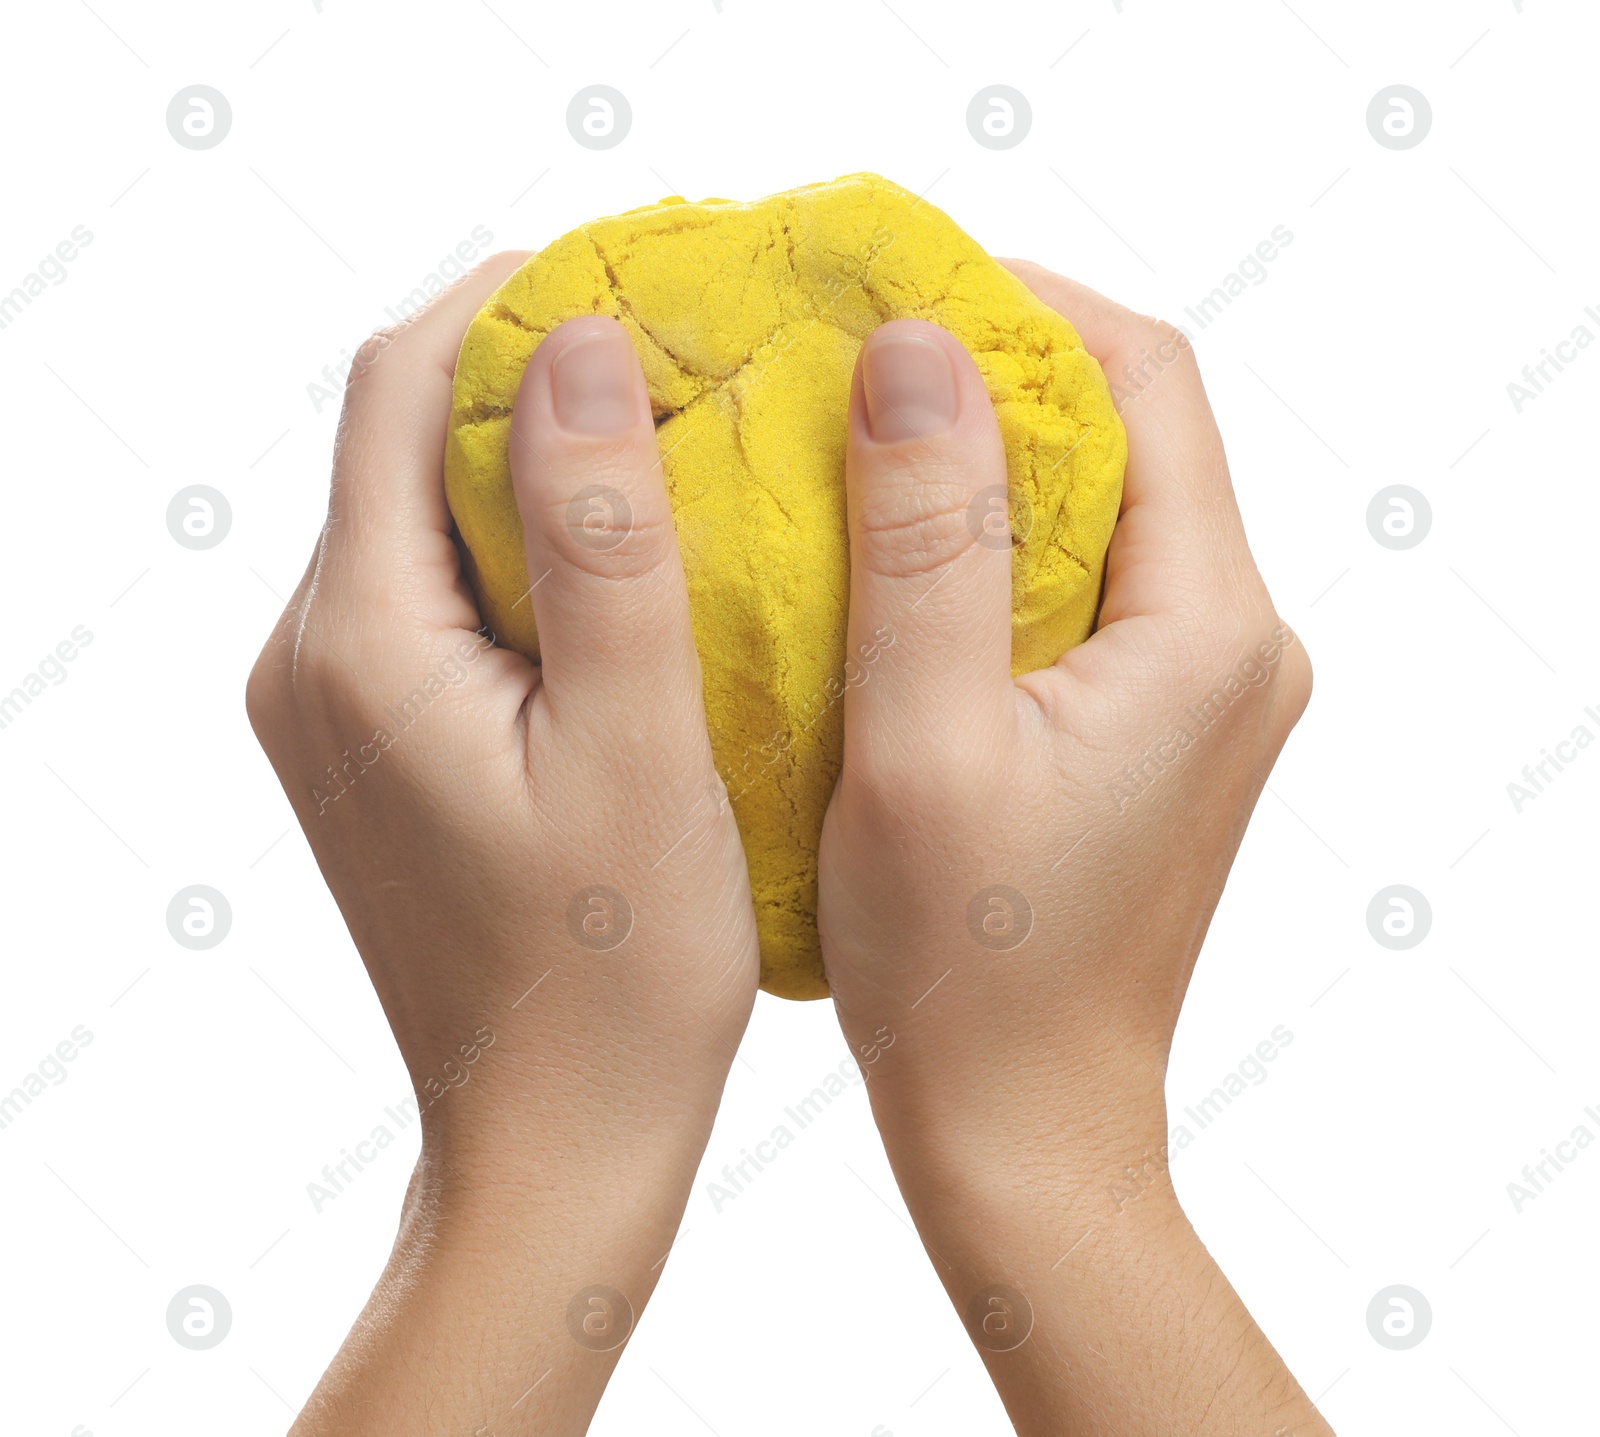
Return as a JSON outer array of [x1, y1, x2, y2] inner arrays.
[[257, 253, 533, 711], [998, 258, 1252, 628], [322, 250, 531, 614], [841, 319, 1015, 766], [998, 258, 1155, 371], [507, 316, 704, 730]]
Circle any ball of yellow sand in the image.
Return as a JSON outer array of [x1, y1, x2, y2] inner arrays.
[[445, 173, 1126, 999]]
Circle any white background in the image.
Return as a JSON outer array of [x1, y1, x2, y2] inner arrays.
[[1, 0, 1594, 1432]]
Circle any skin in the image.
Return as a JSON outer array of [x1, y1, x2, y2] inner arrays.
[[248, 250, 1326, 1435], [247, 255, 760, 1435], [817, 259, 1325, 1435]]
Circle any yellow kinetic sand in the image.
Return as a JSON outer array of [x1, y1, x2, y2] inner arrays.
[[445, 173, 1126, 999]]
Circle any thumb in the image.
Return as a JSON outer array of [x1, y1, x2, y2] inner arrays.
[[841, 320, 1015, 770], [507, 316, 706, 741]]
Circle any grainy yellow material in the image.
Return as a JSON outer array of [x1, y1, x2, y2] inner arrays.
[[445, 173, 1126, 1000]]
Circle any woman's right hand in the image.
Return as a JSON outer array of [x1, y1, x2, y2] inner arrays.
[[815, 264, 1323, 1436]]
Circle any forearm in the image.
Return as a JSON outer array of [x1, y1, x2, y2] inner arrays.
[[290, 1107, 711, 1436], [870, 1065, 1332, 1437]]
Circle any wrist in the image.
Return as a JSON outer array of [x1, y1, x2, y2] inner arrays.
[[858, 1026, 1172, 1188], [421, 1084, 721, 1228], [411, 1021, 735, 1187], [289, 1141, 685, 1437], [857, 1090, 1324, 1437]]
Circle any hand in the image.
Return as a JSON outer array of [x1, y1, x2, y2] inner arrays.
[[247, 260, 759, 1434], [816, 265, 1324, 1435]]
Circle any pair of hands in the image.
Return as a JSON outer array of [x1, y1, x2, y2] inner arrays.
[[248, 250, 1324, 1435]]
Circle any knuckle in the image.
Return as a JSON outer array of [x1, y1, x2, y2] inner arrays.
[[537, 472, 678, 581], [1146, 314, 1190, 348], [244, 632, 313, 754], [343, 254, 531, 395], [1141, 315, 1198, 371], [1102, 315, 1197, 412], [252, 595, 355, 715], [1270, 628, 1314, 729], [850, 725, 1002, 822], [287, 646, 347, 709], [1001, 255, 1055, 290], [343, 327, 403, 391], [244, 655, 283, 742], [1001, 257, 1083, 323], [1154, 607, 1296, 707], [855, 462, 982, 580], [477, 248, 531, 278], [1159, 610, 1237, 683]]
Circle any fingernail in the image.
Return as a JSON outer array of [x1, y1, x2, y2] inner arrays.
[[862, 332, 959, 443], [551, 331, 638, 436]]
